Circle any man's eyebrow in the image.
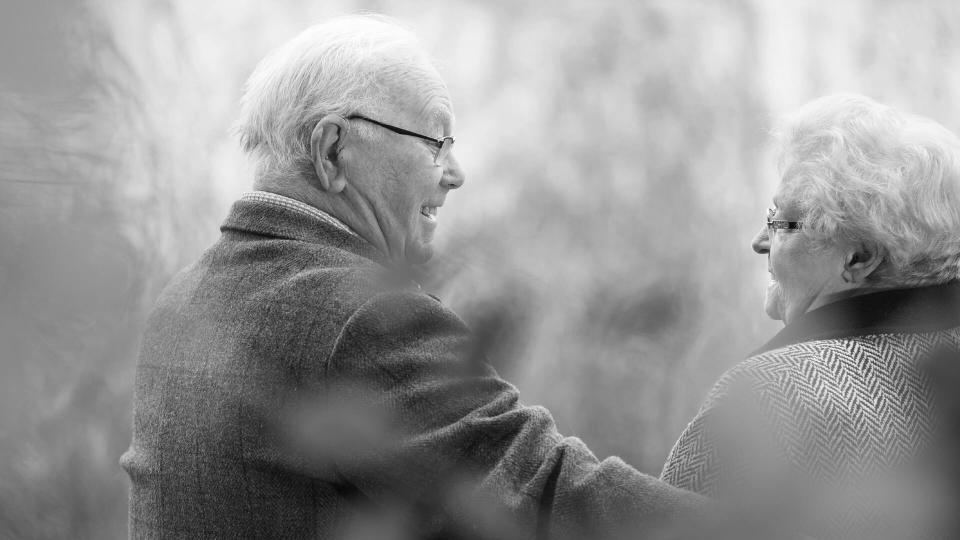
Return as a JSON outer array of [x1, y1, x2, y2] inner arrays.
[[428, 109, 453, 136], [432, 107, 452, 124]]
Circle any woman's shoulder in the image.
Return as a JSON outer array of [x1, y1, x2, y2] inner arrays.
[[756, 331, 954, 388], [724, 333, 939, 468], [734, 331, 948, 386], [723, 334, 935, 417], [682, 331, 950, 456]]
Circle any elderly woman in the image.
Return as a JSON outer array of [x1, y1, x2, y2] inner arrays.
[[661, 94, 960, 539]]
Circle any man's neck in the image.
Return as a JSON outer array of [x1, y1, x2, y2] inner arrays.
[[252, 175, 392, 258]]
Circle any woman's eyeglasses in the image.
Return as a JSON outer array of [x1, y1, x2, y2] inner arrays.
[[767, 208, 803, 231]]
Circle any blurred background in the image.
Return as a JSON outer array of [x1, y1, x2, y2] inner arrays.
[[2, 0, 959, 537]]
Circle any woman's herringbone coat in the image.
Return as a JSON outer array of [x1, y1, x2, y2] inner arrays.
[[661, 284, 960, 540]]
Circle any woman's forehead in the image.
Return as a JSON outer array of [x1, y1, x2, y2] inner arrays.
[[772, 175, 808, 207], [770, 193, 804, 215], [771, 192, 792, 209]]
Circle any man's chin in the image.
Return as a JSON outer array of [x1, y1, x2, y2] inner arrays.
[[404, 241, 434, 266]]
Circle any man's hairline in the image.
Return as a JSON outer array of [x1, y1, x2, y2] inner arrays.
[[370, 68, 455, 127]]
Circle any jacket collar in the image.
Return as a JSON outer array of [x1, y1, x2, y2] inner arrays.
[[239, 191, 356, 236], [753, 281, 960, 355], [220, 191, 390, 266]]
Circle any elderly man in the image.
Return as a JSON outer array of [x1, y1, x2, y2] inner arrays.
[[120, 15, 702, 539]]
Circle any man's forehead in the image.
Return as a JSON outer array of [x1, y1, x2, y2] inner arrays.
[[377, 68, 453, 125], [409, 76, 453, 124]]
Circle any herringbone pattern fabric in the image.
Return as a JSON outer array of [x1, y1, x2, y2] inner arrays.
[[662, 329, 960, 539]]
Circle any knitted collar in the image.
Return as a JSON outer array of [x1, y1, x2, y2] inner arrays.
[[753, 281, 960, 356], [239, 191, 357, 237], [221, 191, 429, 286], [221, 191, 387, 266]]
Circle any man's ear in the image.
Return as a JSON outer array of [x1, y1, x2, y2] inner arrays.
[[844, 242, 884, 284], [310, 115, 349, 193]]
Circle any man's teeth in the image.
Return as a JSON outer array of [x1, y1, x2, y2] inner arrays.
[[420, 206, 438, 218]]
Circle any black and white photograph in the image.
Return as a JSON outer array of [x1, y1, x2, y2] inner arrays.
[[2, 1, 960, 538]]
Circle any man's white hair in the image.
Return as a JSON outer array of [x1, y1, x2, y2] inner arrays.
[[775, 94, 960, 287], [236, 14, 434, 179]]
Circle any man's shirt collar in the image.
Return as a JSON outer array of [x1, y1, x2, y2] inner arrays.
[[240, 191, 358, 238]]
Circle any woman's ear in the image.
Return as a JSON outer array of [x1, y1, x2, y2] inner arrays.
[[843, 242, 884, 284], [310, 115, 348, 193]]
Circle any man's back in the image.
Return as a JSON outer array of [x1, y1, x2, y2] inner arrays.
[[121, 194, 388, 538]]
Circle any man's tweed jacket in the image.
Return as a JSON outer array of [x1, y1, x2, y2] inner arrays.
[[120, 191, 699, 539], [661, 283, 960, 539]]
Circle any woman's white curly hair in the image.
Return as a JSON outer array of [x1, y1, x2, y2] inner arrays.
[[774, 94, 960, 287]]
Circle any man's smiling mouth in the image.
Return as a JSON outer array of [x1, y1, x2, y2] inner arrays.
[[420, 206, 438, 222]]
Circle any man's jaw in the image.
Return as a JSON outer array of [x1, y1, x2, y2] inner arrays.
[[403, 205, 442, 265]]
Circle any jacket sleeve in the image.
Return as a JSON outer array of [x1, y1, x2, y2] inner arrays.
[[318, 290, 705, 539], [660, 367, 803, 531]]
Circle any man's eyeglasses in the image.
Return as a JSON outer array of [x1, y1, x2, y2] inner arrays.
[[767, 208, 803, 231], [347, 114, 455, 164]]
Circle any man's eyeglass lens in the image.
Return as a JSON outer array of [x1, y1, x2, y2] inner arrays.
[[435, 137, 454, 164]]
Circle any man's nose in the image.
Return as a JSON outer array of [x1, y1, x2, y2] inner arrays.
[[752, 226, 770, 254], [440, 152, 465, 189]]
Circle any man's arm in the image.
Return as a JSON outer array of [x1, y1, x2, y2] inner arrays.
[[320, 290, 704, 538]]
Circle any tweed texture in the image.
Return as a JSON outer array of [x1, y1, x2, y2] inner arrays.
[[661, 289, 960, 539], [120, 192, 702, 540]]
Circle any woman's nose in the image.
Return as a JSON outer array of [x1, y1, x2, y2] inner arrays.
[[752, 226, 770, 254]]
